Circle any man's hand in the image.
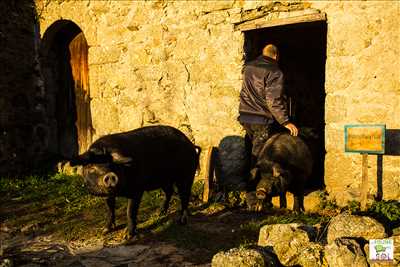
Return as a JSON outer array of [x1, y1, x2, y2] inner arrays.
[[284, 122, 298, 136]]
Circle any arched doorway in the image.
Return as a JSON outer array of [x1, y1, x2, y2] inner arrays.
[[41, 20, 93, 158]]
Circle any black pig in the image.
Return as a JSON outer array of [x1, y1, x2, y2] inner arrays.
[[252, 132, 313, 212], [69, 125, 201, 240]]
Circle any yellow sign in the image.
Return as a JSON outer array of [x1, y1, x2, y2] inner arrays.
[[345, 125, 385, 154]]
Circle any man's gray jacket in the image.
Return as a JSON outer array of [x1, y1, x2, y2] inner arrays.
[[239, 55, 289, 125]]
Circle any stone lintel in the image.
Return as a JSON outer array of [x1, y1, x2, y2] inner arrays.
[[234, 12, 326, 32]]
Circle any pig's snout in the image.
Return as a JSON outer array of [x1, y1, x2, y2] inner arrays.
[[256, 175, 273, 200], [103, 172, 118, 188], [256, 188, 267, 200]]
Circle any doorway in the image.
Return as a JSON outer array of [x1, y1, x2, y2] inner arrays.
[[41, 20, 92, 158], [243, 20, 327, 189]]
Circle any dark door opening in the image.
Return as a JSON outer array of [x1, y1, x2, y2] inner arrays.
[[243, 20, 327, 189], [41, 20, 92, 159]]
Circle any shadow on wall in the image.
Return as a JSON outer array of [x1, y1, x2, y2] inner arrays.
[[385, 130, 400, 156], [376, 129, 400, 201], [214, 135, 250, 191], [212, 132, 325, 194]]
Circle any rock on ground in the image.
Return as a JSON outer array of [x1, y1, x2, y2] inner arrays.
[[327, 212, 387, 244], [296, 242, 326, 267], [211, 247, 278, 267], [258, 223, 316, 266], [325, 237, 369, 267]]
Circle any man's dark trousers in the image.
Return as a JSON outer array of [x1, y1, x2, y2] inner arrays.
[[241, 122, 273, 175]]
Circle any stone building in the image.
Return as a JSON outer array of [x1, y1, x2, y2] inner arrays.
[[1, 0, 399, 206]]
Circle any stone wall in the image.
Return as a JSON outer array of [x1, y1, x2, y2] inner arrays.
[[311, 1, 400, 205], [0, 0, 48, 175], [31, 0, 399, 205]]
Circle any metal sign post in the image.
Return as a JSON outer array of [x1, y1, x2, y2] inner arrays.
[[344, 124, 386, 211]]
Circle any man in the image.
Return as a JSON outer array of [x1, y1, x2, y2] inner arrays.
[[238, 44, 298, 178]]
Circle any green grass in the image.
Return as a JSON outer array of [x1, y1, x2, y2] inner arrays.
[[368, 200, 400, 222], [345, 199, 400, 230], [0, 173, 205, 242], [239, 212, 328, 233], [0, 173, 105, 240]]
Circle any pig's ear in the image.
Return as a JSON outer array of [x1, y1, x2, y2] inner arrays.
[[250, 167, 259, 181], [111, 152, 133, 165], [69, 147, 111, 166], [272, 164, 282, 177], [89, 147, 106, 155], [69, 151, 92, 166]]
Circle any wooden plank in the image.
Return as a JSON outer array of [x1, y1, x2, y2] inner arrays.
[[235, 13, 326, 32], [203, 146, 216, 203], [360, 153, 369, 211], [69, 32, 93, 153]]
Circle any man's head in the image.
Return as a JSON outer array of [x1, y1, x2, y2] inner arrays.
[[262, 44, 279, 61]]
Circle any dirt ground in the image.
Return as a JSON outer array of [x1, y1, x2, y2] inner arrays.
[[0, 174, 331, 267], [1, 202, 286, 267], [1, 202, 331, 267]]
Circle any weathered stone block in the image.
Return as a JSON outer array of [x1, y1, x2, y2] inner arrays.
[[134, 66, 163, 82], [200, 10, 228, 25], [96, 24, 128, 45], [197, 1, 235, 13], [258, 223, 316, 266], [324, 124, 344, 153], [212, 247, 278, 267], [90, 98, 120, 137], [297, 243, 326, 267], [324, 152, 358, 200], [87, 1, 111, 15], [325, 238, 369, 267], [327, 213, 387, 244], [324, 56, 354, 94], [89, 46, 122, 65], [119, 106, 144, 132], [325, 94, 347, 123]]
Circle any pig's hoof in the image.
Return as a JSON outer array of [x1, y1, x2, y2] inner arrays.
[[256, 203, 264, 212], [177, 213, 188, 225], [123, 232, 141, 245], [177, 217, 187, 225], [293, 209, 302, 215], [123, 235, 139, 245], [264, 201, 273, 209], [102, 225, 115, 235]]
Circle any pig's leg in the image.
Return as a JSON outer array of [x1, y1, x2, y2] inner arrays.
[[103, 196, 116, 234], [279, 191, 287, 209], [160, 185, 173, 216], [264, 195, 273, 209], [126, 191, 143, 240], [176, 178, 193, 225], [293, 191, 305, 213]]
